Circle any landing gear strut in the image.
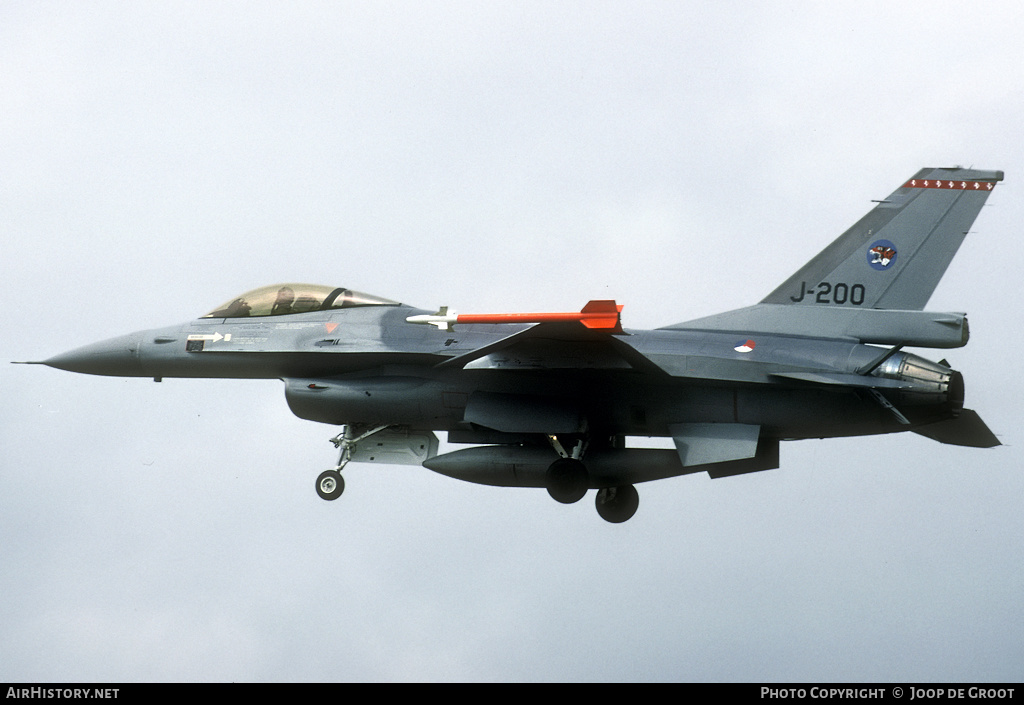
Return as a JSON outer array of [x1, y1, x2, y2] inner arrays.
[[544, 433, 640, 522], [544, 434, 590, 504], [315, 424, 389, 502]]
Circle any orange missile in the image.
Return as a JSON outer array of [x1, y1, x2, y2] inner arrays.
[[406, 300, 623, 332]]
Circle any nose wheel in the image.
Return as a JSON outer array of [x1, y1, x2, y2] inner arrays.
[[316, 469, 345, 501]]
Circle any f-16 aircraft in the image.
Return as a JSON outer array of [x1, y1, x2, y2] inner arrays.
[[30, 167, 1003, 522]]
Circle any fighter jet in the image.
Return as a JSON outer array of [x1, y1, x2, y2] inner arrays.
[[30, 167, 1003, 522]]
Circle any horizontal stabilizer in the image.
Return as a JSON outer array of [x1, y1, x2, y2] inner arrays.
[[912, 409, 1001, 448], [770, 371, 914, 389], [665, 304, 970, 348]]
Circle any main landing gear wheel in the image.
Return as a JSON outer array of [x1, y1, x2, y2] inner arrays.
[[545, 458, 589, 504], [595, 484, 639, 523], [316, 469, 345, 501]]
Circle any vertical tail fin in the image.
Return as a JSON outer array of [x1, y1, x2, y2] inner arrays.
[[761, 167, 1003, 310]]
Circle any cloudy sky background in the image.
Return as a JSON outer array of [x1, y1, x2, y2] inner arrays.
[[2, 1, 1023, 681]]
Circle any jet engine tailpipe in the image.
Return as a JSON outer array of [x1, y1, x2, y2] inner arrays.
[[872, 352, 964, 416]]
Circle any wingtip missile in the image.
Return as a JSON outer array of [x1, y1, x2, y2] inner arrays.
[[406, 300, 622, 332]]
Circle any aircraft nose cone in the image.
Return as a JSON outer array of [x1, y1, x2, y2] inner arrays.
[[43, 333, 143, 376]]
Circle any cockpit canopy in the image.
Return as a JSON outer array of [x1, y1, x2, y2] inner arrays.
[[202, 284, 400, 318]]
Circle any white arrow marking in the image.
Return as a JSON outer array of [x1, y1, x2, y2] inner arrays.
[[187, 333, 231, 342]]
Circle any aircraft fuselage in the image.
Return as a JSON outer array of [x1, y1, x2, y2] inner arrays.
[[44, 304, 960, 442]]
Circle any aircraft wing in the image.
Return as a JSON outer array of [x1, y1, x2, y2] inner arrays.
[[419, 301, 666, 374], [434, 319, 663, 374]]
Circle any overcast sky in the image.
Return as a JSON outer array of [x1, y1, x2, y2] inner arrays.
[[2, 1, 1023, 682]]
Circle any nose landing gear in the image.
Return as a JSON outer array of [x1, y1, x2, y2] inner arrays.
[[314, 424, 390, 502]]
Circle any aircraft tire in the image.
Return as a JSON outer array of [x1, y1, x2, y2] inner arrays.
[[545, 458, 589, 504], [595, 484, 639, 523], [316, 469, 345, 501]]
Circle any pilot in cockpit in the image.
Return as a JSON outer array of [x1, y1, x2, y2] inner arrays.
[[270, 286, 296, 316], [202, 284, 399, 319]]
